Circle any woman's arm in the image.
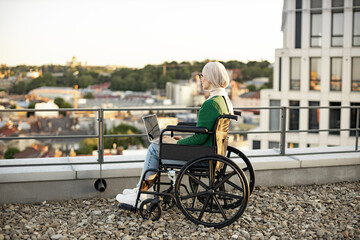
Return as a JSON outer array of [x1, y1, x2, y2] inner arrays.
[[177, 100, 220, 145]]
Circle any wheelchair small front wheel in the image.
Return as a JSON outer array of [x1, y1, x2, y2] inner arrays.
[[175, 155, 249, 228], [139, 199, 162, 221]]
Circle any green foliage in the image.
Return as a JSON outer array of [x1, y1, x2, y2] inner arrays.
[[104, 123, 144, 149], [4, 147, 20, 159], [9, 60, 273, 93], [84, 92, 94, 99], [76, 138, 97, 155], [246, 84, 257, 91], [54, 97, 73, 116], [27, 102, 36, 117]]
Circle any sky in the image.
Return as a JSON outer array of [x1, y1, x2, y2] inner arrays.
[[0, 0, 283, 68]]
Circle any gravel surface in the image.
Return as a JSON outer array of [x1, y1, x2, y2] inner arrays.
[[1, 181, 359, 240]]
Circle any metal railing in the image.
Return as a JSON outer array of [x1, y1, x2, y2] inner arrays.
[[0, 105, 359, 168]]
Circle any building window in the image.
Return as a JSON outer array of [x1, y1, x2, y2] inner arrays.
[[353, 0, 360, 46], [329, 102, 341, 135], [330, 57, 342, 91], [331, 0, 344, 47], [279, 57, 282, 91], [290, 58, 301, 90], [295, 0, 302, 48], [352, 57, 360, 91], [310, 58, 321, 90], [288, 142, 299, 148], [309, 101, 320, 133], [289, 101, 300, 130], [311, 0, 322, 47], [269, 141, 279, 149], [270, 100, 280, 131], [350, 102, 360, 136], [253, 140, 261, 150]]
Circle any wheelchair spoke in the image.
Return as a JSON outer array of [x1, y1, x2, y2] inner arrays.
[[212, 195, 227, 220], [197, 194, 211, 221], [187, 171, 209, 190], [242, 167, 249, 172], [214, 171, 236, 190], [226, 180, 244, 192], [181, 191, 208, 200], [215, 191, 243, 200]]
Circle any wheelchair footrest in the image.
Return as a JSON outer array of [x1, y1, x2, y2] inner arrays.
[[118, 203, 136, 212]]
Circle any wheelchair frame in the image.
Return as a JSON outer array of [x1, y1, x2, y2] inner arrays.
[[119, 111, 255, 228]]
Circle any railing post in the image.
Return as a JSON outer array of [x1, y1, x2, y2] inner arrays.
[[98, 108, 104, 165], [356, 107, 359, 151], [280, 106, 287, 156]]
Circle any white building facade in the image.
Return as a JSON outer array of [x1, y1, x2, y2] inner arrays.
[[250, 0, 360, 150]]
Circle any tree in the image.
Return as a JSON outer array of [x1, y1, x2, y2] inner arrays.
[[246, 84, 257, 91], [104, 123, 144, 149], [54, 97, 73, 116], [84, 92, 94, 99], [76, 138, 97, 155], [5, 148, 20, 159], [78, 74, 94, 88]]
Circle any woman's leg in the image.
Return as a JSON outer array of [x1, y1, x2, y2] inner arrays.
[[137, 143, 159, 187]]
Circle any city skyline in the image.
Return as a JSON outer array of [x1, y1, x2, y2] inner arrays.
[[0, 0, 283, 68]]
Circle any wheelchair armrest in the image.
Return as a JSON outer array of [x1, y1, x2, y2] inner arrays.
[[177, 122, 197, 127], [163, 125, 209, 134]]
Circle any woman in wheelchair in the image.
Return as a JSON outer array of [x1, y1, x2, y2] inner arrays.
[[116, 62, 254, 228], [117, 62, 233, 204]]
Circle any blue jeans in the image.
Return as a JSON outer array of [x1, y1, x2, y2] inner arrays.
[[138, 143, 159, 187]]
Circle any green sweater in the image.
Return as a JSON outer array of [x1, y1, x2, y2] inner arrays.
[[177, 96, 229, 146]]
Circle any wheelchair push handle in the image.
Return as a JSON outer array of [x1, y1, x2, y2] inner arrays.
[[234, 111, 241, 116], [163, 125, 209, 134]]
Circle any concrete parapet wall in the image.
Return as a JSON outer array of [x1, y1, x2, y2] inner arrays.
[[0, 146, 359, 204]]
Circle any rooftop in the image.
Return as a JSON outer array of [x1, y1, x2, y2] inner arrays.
[[0, 181, 358, 239]]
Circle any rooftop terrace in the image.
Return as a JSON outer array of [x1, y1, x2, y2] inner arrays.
[[1, 181, 358, 240]]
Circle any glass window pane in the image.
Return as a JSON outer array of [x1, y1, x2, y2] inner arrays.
[[332, 37, 343, 46], [354, 11, 360, 35], [353, 58, 360, 80], [312, 14, 322, 36], [329, 102, 341, 135], [309, 101, 320, 133], [310, 58, 321, 90], [269, 141, 279, 149], [289, 101, 300, 130], [270, 100, 280, 131], [331, 58, 342, 80], [354, 0, 360, 7], [332, 0, 344, 7], [332, 13, 343, 35], [354, 37, 360, 46], [311, 0, 322, 8], [291, 58, 301, 79], [350, 102, 360, 136], [311, 37, 322, 47]]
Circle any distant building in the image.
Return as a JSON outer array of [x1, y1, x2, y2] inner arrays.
[[35, 101, 59, 118], [249, 0, 360, 150], [29, 86, 76, 103], [166, 79, 198, 107]]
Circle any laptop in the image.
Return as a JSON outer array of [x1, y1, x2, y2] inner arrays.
[[142, 114, 161, 144]]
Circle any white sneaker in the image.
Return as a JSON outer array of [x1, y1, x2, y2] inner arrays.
[[122, 187, 138, 195], [116, 192, 139, 207]]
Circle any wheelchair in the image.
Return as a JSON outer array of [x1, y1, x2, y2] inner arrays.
[[119, 111, 255, 229]]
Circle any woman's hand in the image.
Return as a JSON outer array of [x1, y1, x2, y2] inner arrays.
[[162, 136, 178, 144], [173, 136, 183, 140]]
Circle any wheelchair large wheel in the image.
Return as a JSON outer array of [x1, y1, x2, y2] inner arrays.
[[226, 146, 255, 194], [175, 155, 249, 228]]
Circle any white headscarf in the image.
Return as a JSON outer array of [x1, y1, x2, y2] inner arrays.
[[202, 62, 234, 114]]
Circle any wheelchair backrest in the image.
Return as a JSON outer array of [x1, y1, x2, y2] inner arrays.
[[214, 116, 231, 156]]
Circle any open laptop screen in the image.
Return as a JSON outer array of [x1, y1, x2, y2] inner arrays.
[[142, 114, 161, 143]]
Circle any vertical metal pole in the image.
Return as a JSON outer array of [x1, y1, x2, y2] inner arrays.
[[280, 107, 287, 156], [356, 107, 359, 151], [98, 108, 104, 177]]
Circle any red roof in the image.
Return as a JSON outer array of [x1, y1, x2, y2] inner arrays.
[[90, 82, 111, 90], [0, 125, 17, 137]]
